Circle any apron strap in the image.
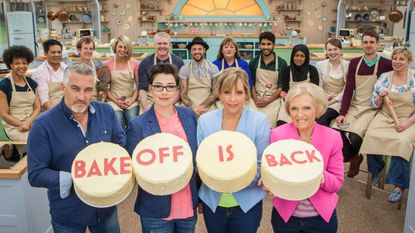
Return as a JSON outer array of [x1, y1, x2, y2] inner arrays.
[[355, 57, 364, 77], [222, 58, 239, 72], [154, 54, 172, 65], [8, 75, 32, 92]]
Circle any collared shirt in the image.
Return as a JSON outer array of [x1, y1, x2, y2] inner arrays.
[[178, 60, 220, 80], [27, 100, 126, 227], [248, 53, 288, 87], [363, 54, 380, 67], [32, 61, 67, 105], [138, 53, 184, 91]]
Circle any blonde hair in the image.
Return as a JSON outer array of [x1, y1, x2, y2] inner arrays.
[[218, 67, 250, 100], [111, 35, 133, 59], [154, 32, 171, 43], [285, 83, 328, 117], [391, 47, 413, 63]]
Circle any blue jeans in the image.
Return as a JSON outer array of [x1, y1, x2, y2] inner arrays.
[[271, 208, 337, 233], [202, 201, 262, 233], [140, 215, 196, 233], [115, 106, 139, 130], [367, 154, 410, 189], [51, 210, 120, 233]]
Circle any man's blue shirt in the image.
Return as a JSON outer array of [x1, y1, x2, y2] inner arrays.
[[27, 100, 126, 227]]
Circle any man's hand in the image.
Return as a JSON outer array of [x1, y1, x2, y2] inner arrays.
[[335, 115, 345, 125]]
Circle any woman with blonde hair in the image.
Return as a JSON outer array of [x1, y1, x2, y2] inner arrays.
[[360, 47, 415, 202], [104, 35, 139, 129], [197, 67, 269, 233]]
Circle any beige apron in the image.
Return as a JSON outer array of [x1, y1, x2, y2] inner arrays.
[[253, 56, 281, 128], [187, 60, 216, 112], [277, 70, 311, 123], [3, 75, 35, 154], [322, 61, 346, 112], [47, 67, 64, 107], [360, 71, 415, 161], [332, 57, 379, 138], [107, 59, 138, 111]]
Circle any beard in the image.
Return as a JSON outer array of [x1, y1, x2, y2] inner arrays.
[[70, 101, 89, 114]]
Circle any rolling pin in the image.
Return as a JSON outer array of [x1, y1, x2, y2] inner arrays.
[[384, 95, 400, 124]]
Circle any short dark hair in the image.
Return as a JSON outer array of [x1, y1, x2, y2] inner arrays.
[[259, 31, 275, 44], [43, 39, 62, 53], [76, 36, 96, 50], [149, 63, 179, 85], [2, 45, 34, 69], [325, 38, 342, 49], [362, 31, 379, 42], [217, 37, 241, 60]]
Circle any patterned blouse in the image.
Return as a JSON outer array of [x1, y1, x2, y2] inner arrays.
[[371, 70, 415, 108]]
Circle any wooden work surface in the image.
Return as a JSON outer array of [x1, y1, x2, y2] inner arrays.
[[0, 156, 27, 179]]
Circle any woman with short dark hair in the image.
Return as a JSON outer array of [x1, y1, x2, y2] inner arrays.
[[0, 45, 40, 162]]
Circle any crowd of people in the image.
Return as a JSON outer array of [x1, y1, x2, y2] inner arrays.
[[0, 29, 413, 233]]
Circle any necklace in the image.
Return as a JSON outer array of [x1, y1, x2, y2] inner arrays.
[[297, 129, 313, 144]]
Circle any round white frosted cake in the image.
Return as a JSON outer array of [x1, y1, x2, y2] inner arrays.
[[131, 133, 193, 195], [196, 131, 257, 193], [71, 142, 134, 208], [261, 139, 324, 201]]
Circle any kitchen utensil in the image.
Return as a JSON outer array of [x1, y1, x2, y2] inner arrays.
[[354, 14, 363, 21], [389, 4, 403, 23], [384, 96, 400, 124], [369, 9, 380, 21], [120, 10, 126, 16], [321, 2, 326, 7], [123, 23, 130, 30], [363, 14, 370, 21], [38, 15, 45, 23], [57, 10, 69, 22], [82, 14, 92, 23], [317, 24, 323, 31], [127, 16, 133, 22], [116, 18, 123, 26], [322, 16, 327, 22], [69, 14, 78, 22], [47, 11, 56, 21]]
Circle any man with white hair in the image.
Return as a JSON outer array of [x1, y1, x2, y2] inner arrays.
[[138, 32, 184, 112], [27, 63, 125, 233]]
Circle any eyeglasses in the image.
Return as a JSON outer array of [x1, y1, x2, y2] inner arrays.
[[152, 84, 177, 92]]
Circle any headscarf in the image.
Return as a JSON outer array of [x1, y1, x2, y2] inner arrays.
[[290, 44, 310, 80]]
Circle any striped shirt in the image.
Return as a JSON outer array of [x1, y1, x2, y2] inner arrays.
[[292, 199, 319, 218]]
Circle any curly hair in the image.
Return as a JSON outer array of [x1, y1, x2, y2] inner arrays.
[[2, 45, 34, 69]]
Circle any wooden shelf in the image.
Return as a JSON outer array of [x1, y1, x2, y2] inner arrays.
[[140, 8, 162, 11], [284, 20, 301, 22], [334, 20, 382, 23], [62, 21, 91, 24], [276, 9, 302, 11]]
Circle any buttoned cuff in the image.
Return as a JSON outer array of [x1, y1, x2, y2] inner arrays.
[[59, 171, 72, 199]]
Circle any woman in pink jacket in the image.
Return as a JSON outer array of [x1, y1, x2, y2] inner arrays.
[[268, 83, 344, 233]]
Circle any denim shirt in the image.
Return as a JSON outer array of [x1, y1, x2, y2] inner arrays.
[[197, 108, 270, 213], [28, 99, 126, 227]]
